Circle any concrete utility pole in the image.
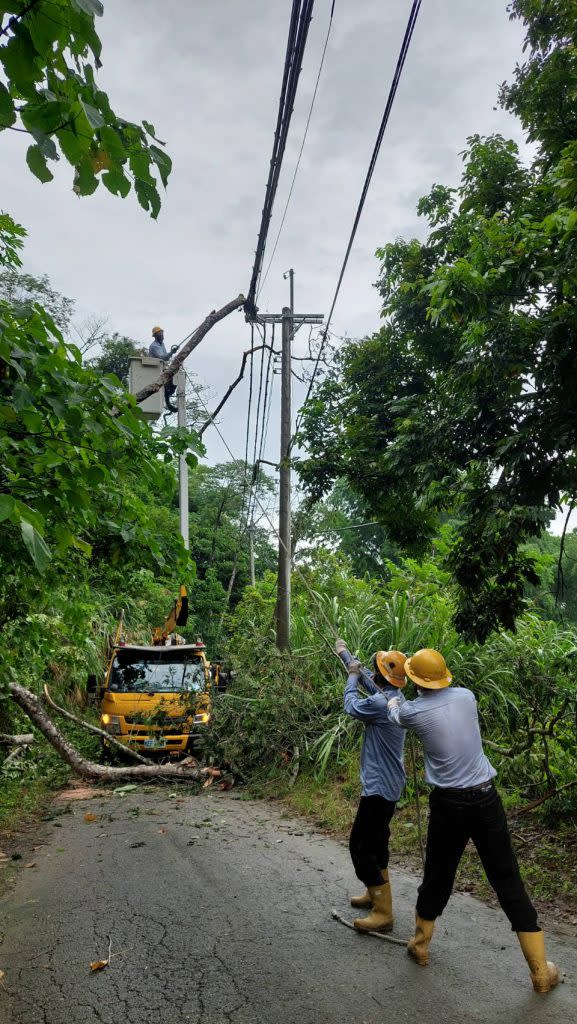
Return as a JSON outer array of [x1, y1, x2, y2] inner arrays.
[[253, 285, 323, 651], [249, 521, 256, 587], [276, 297, 293, 650], [176, 369, 190, 551]]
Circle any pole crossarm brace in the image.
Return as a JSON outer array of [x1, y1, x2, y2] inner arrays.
[[256, 313, 324, 327]]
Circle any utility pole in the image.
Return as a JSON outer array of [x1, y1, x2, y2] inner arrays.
[[249, 520, 256, 587], [276, 298, 293, 650], [176, 369, 190, 551], [251, 282, 323, 651]]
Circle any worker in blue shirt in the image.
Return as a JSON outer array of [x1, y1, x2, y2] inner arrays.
[[335, 639, 406, 933], [387, 647, 559, 995], [149, 326, 178, 413]]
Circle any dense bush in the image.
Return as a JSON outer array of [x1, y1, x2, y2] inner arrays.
[[209, 551, 577, 815]]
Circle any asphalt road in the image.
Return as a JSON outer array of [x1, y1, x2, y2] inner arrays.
[[0, 787, 575, 1024]]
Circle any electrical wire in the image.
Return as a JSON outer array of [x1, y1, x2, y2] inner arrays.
[[246, 0, 316, 316], [257, 0, 337, 301], [292, 0, 423, 444]]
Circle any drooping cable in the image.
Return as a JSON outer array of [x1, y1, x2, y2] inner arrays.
[[245, 0, 316, 317], [257, 0, 336, 300], [292, 0, 423, 443]]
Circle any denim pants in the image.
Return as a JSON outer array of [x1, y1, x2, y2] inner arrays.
[[416, 783, 539, 931], [349, 795, 396, 888]]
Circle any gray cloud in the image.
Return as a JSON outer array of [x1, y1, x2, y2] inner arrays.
[[1, 0, 526, 468]]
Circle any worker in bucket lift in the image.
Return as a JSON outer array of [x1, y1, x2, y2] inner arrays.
[[386, 648, 559, 994], [335, 639, 407, 933], [149, 325, 178, 413]]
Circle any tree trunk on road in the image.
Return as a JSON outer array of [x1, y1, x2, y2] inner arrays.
[[43, 684, 153, 766], [8, 682, 207, 784]]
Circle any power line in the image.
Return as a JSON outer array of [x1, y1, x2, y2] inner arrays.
[[245, 0, 316, 317], [292, 0, 423, 443], [257, 0, 337, 300]]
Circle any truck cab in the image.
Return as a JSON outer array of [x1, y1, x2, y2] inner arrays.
[[100, 640, 213, 755]]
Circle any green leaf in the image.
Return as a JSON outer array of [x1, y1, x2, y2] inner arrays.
[[99, 124, 126, 160], [28, 7, 67, 55], [71, 0, 104, 16], [0, 495, 15, 523], [80, 98, 105, 129], [0, 83, 16, 128], [26, 144, 54, 183], [20, 521, 52, 573], [102, 168, 131, 198], [0, 26, 41, 98], [73, 157, 99, 196], [14, 501, 45, 532], [71, 535, 92, 556], [21, 100, 68, 136], [150, 144, 172, 188]]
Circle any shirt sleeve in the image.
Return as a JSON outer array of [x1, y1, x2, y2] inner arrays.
[[344, 675, 389, 721], [338, 649, 378, 694], [386, 693, 415, 728]]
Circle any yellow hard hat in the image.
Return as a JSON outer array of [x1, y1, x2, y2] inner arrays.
[[152, 325, 164, 336], [404, 648, 452, 689], [375, 650, 407, 688]]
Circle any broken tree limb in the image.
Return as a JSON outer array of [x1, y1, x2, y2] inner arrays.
[[198, 341, 276, 437], [8, 682, 206, 784], [133, 294, 246, 407], [0, 732, 34, 746], [42, 685, 152, 766], [508, 778, 577, 818]]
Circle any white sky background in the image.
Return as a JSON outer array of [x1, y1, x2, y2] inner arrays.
[[3, 1, 568, 532]]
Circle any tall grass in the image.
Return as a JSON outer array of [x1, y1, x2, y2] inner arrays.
[[217, 553, 577, 810]]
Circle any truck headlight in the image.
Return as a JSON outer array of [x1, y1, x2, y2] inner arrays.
[[194, 712, 209, 725], [102, 714, 121, 735]]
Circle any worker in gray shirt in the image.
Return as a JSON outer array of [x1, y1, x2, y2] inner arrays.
[[386, 647, 559, 995], [149, 325, 178, 412], [336, 640, 406, 933]]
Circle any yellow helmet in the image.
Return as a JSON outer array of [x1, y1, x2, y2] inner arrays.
[[375, 650, 407, 688], [404, 649, 452, 689], [152, 325, 164, 336]]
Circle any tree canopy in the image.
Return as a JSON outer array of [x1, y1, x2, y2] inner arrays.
[[0, 0, 171, 215], [297, 2, 577, 640]]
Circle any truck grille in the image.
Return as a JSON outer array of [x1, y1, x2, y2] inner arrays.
[[124, 714, 190, 728]]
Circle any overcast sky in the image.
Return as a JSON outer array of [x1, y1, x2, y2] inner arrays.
[[1, 1, 528, 474]]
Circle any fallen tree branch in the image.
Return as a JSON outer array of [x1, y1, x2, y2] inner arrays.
[[0, 732, 34, 746], [132, 294, 246, 407], [3, 745, 27, 768], [330, 910, 408, 947], [9, 682, 206, 783], [43, 685, 152, 766], [484, 699, 571, 758], [508, 778, 577, 818]]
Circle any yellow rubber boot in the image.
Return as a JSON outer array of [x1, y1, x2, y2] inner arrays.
[[350, 889, 372, 909], [353, 871, 393, 933], [517, 931, 559, 994], [407, 914, 435, 965]]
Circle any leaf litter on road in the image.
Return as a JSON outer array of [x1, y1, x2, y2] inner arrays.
[[90, 936, 112, 973]]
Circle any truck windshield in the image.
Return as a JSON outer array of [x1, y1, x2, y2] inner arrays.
[[109, 652, 206, 693]]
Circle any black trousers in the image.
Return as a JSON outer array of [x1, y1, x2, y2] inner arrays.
[[349, 795, 396, 888], [416, 783, 539, 932]]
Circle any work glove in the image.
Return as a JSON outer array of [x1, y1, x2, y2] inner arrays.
[[334, 638, 347, 655], [347, 658, 362, 676], [170, 344, 178, 354]]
